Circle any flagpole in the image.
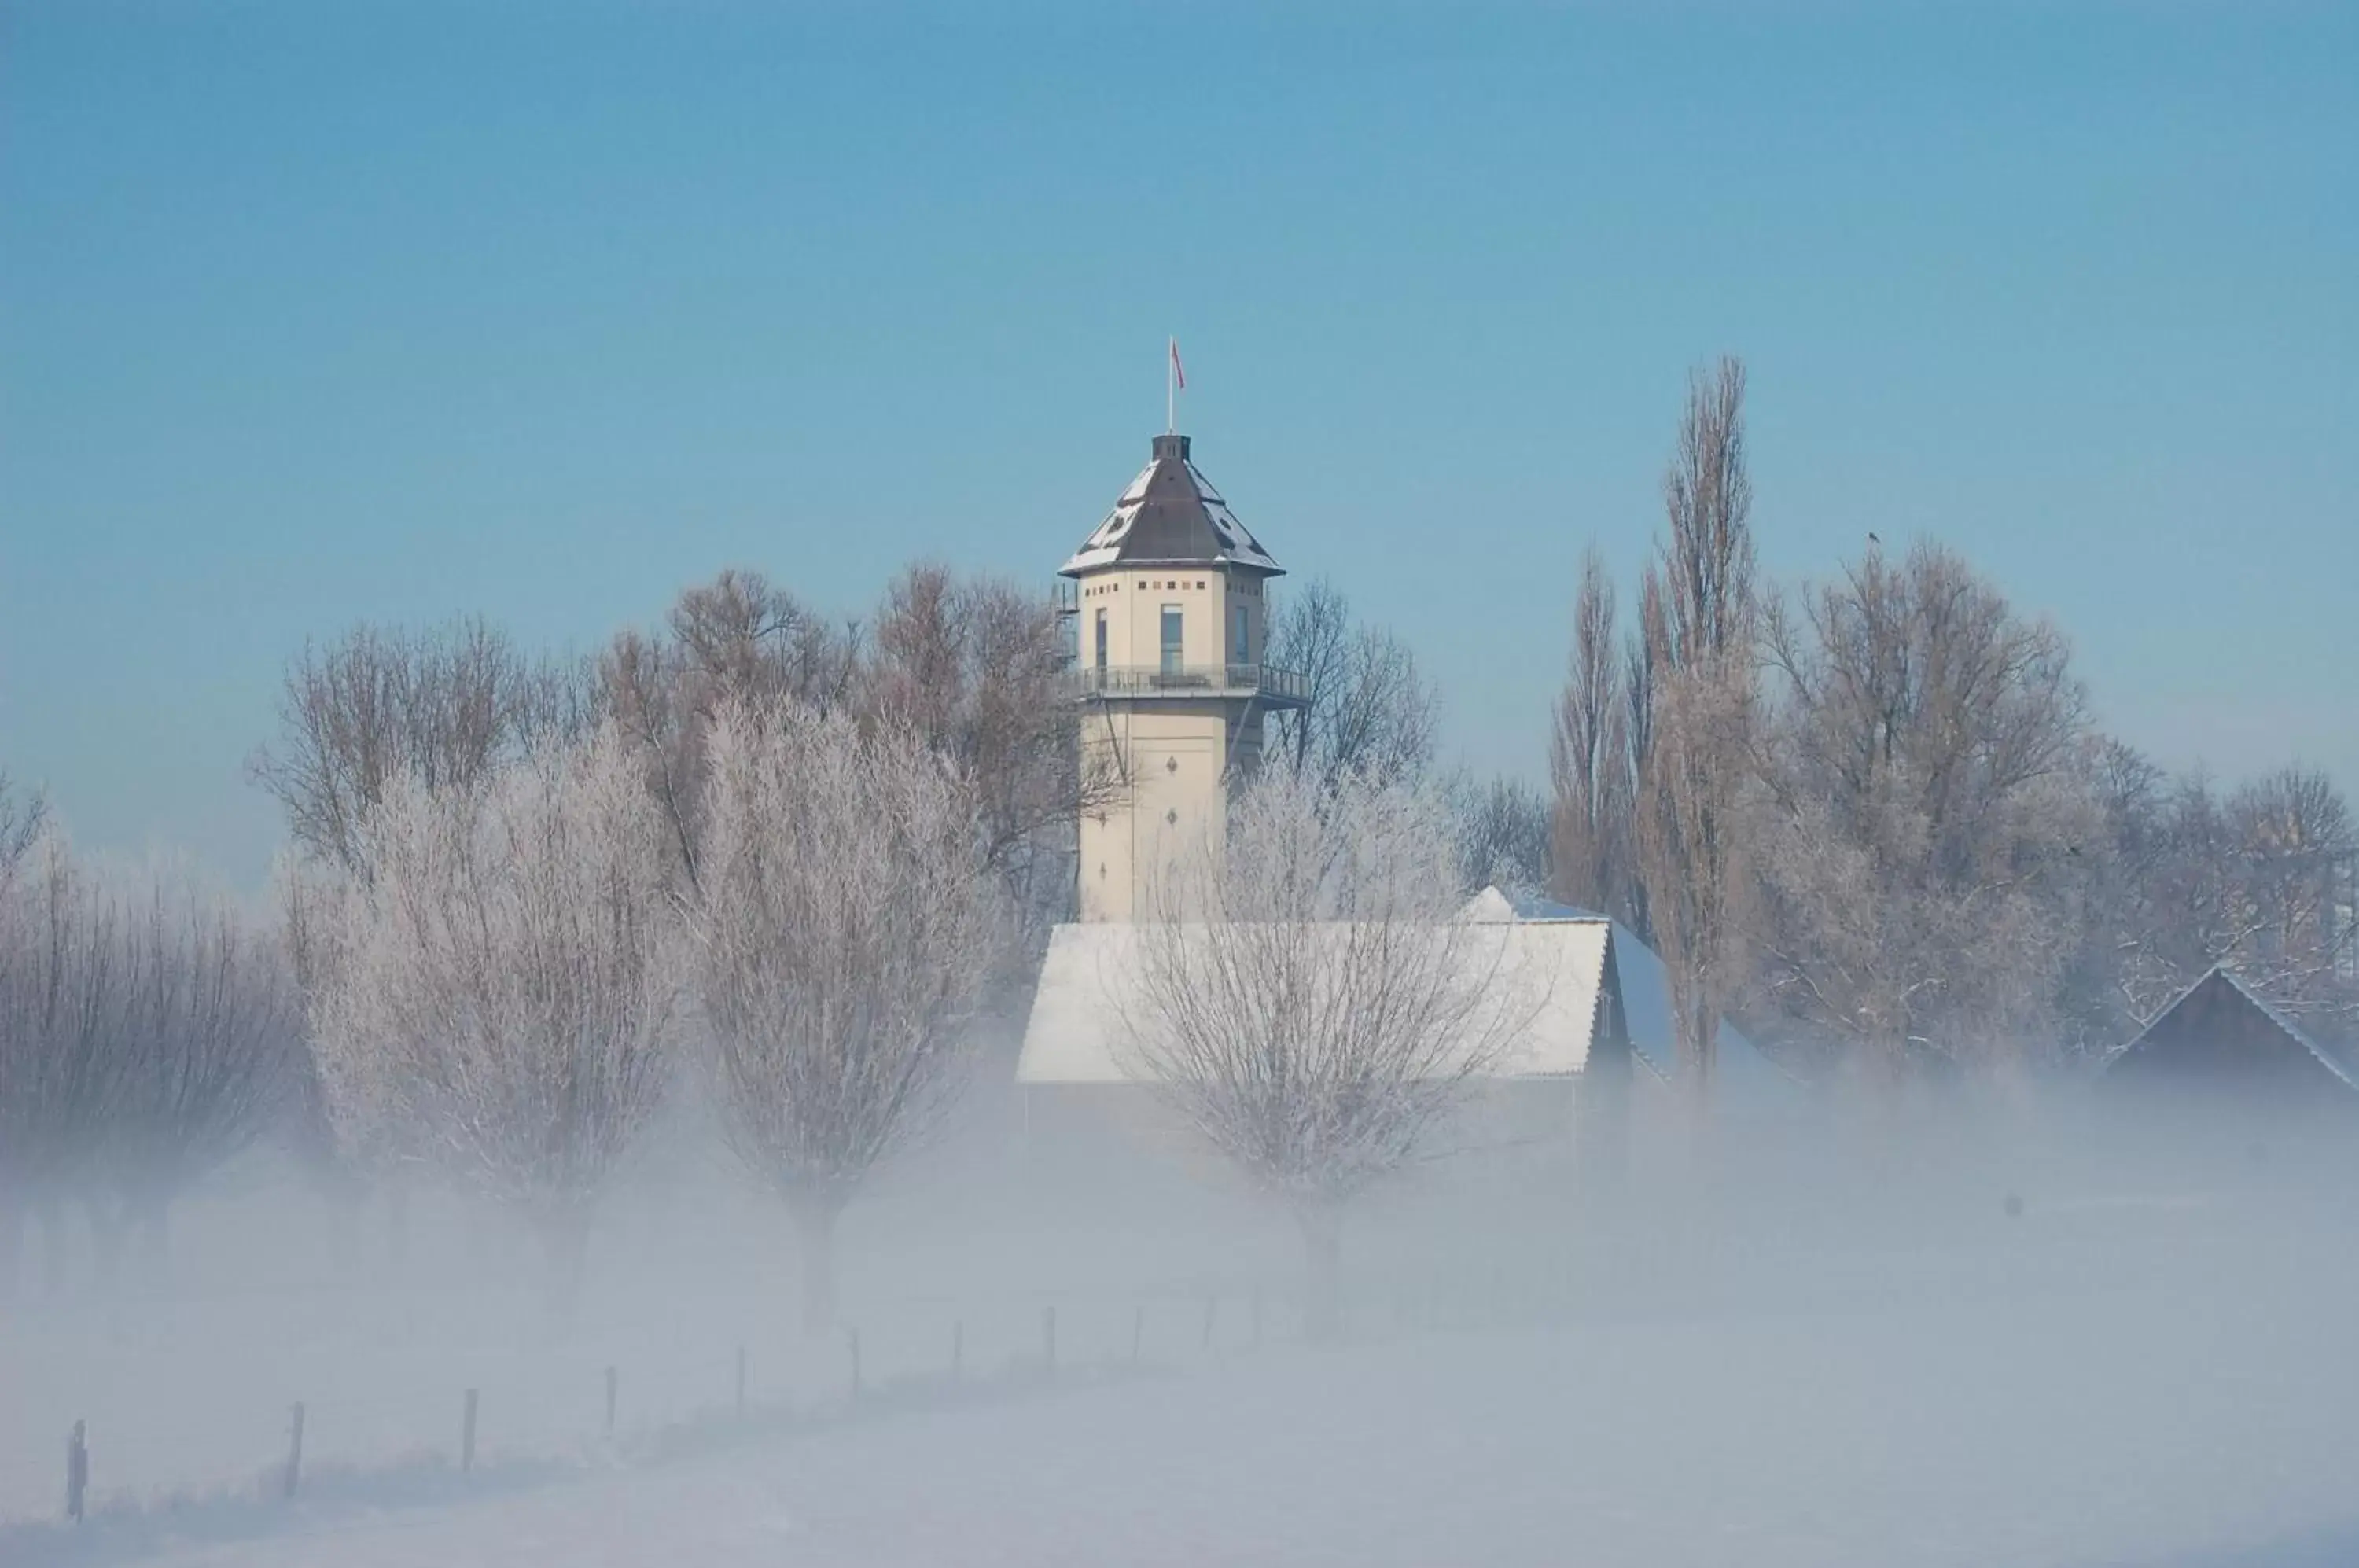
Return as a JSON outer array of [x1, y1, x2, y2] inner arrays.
[[1166, 337, 1175, 434]]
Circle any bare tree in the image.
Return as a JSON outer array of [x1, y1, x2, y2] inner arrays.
[[1265, 579, 1438, 794], [0, 772, 45, 876], [1124, 767, 1522, 1338], [0, 832, 111, 1296], [1450, 771, 1552, 896], [598, 569, 860, 892], [2090, 757, 2358, 1037], [0, 832, 297, 1290], [248, 617, 585, 880], [307, 725, 686, 1307], [1753, 539, 2093, 1082], [1550, 547, 1642, 922], [863, 563, 1100, 950], [94, 872, 303, 1267], [1636, 357, 1759, 1104], [690, 694, 1002, 1333]]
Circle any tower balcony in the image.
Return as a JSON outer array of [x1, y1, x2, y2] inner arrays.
[[1064, 662, 1310, 709]]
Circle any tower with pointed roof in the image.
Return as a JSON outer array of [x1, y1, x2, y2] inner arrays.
[[1059, 432, 1307, 922]]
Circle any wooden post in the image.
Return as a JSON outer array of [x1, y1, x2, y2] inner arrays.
[[1201, 1292, 1216, 1351], [285, 1402, 305, 1500], [951, 1320, 963, 1385], [461, 1388, 478, 1474], [1041, 1305, 1057, 1380], [847, 1327, 862, 1406], [734, 1345, 747, 1419], [65, 1420, 87, 1524], [604, 1365, 618, 1438], [1131, 1303, 1145, 1367]]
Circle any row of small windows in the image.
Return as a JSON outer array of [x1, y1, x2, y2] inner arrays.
[[1087, 577, 1262, 595], [1091, 603, 1252, 668]]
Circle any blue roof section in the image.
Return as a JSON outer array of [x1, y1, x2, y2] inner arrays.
[[1482, 887, 1804, 1109]]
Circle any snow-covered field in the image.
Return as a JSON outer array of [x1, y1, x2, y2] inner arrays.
[[8, 1121, 2359, 1567]]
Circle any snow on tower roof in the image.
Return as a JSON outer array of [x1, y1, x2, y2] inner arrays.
[[1059, 433, 1283, 577]]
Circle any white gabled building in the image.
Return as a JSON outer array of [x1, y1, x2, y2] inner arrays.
[[1018, 429, 1798, 1136]]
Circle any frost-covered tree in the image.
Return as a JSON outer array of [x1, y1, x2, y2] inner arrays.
[[1549, 547, 1646, 928], [0, 833, 109, 1295], [307, 726, 685, 1305], [0, 832, 299, 1290], [2081, 754, 2357, 1041], [1636, 356, 1759, 1104], [1450, 772, 1552, 896], [689, 694, 1002, 1333], [1265, 579, 1439, 795], [863, 563, 1106, 951], [1753, 539, 2093, 1082], [94, 874, 303, 1261], [1126, 768, 1523, 1338], [249, 616, 591, 879]]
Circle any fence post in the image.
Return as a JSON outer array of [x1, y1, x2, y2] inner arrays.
[[285, 1402, 305, 1500], [461, 1388, 479, 1474], [1041, 1305, 1057, 1381], [65, 1420, 87, 1524], [847, 1327, 863, 1407], [735, 1345, 747, 1419], [951, 1320, 963, 1385], [604, 1365, 618, 1438]]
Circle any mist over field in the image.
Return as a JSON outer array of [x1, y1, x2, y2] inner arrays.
[[6, 1088, 2357, 1568], [8, 6, 2356, 1565]]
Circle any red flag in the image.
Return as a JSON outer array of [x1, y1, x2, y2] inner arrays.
[[1169, 337, 1186, 391]]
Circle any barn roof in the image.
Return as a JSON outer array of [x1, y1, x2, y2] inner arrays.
[[2103, 966, 2359, 1091], [1020, 892, 1803, 1112], [1017, 918, 1604, 1085], [1462, 888, 1799, 1103], [1058, 433, 1283, 578]]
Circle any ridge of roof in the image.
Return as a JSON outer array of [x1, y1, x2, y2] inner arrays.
[[2113, 964, 2359, 1091]]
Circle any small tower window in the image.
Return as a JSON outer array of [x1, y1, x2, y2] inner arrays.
[[1095, 608, 1108, 669], [1233, 602, 1249, 663], [1161, 605, 1183, 675]]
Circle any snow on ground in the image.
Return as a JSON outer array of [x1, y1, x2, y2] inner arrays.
[[39, 1274, 2359, 1568], [9, 1114, 2359, 1566]]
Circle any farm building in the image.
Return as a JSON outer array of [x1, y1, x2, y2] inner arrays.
[[2100, 966, 2357, 1110]]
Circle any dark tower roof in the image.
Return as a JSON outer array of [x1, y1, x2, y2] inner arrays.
[[1059, 433, 1283, 579]]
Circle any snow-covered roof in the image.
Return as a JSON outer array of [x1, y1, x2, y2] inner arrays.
[[1463, 888, 1801, 1106], [1059, 433, 1283, 578], [1017, 919, 1605, 1085]]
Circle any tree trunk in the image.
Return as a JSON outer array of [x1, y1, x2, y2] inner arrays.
[[0, 1191, 21, 1303], [790, 1195, 840, 1337], [134, 1191, 172, 1279], [322, 1178, 364, 1278], [542, 1208, 591, 1324], [35, 1194, 68, 1296], [88, 1197, 131, 1289], [1295, 1203, 1345, 1342], [386, 1178, 411, 1270]]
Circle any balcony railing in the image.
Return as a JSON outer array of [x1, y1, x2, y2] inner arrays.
[[1065, 662, 1310, 707]]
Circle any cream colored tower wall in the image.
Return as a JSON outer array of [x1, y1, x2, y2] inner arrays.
[[1077, 705, 1235, 922], [1072, 561, 1274, 923], [1075, 567, 1268, 669]]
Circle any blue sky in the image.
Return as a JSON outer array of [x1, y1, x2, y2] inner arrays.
[[3, 0, 2353, 890]]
